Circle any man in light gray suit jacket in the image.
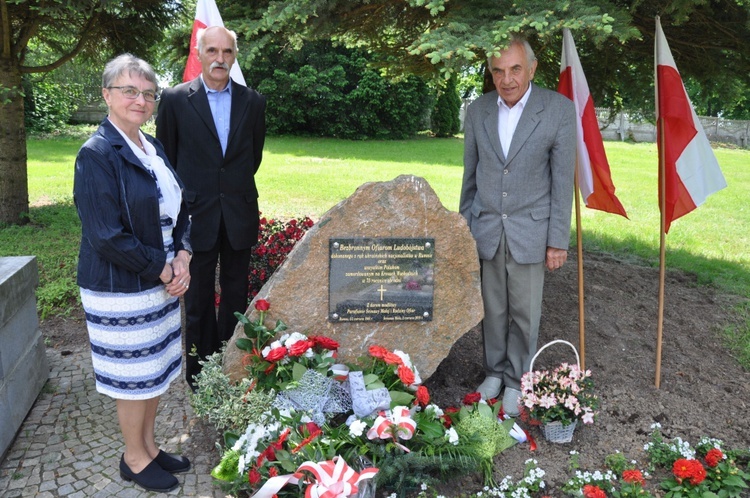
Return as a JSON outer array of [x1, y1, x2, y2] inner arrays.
[[460, 36, 576, 415]]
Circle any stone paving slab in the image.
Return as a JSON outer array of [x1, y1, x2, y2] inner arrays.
[[0, 348, 229, 497]]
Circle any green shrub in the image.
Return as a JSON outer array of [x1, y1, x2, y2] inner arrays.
[[24, 77, 83, 133], [190, 348, 274, 433], [248, 41, 431, 139], [431, 73, 461, 137]]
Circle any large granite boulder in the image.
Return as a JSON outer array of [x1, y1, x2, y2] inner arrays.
[[223, 175, 483, 382]]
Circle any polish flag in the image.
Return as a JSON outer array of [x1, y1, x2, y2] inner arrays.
[[655, 17, 726, 233], [182, 0, 246, 86], [558, 28, 627, 218]]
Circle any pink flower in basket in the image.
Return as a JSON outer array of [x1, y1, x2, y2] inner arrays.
[[520, 362, 598, 427]]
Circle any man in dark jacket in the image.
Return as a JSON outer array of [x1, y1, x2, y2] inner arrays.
[[156, 25, 267, 390]]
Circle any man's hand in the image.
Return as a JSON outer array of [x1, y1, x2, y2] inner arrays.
[[545, 247, 568, 271]]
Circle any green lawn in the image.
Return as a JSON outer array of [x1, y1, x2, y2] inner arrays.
[[2, 133, 748, 364], [255, 135, 465, 218]]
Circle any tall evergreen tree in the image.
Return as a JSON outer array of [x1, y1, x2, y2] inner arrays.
[[0, 0, 181, 225], [431, 73, 461, 137]]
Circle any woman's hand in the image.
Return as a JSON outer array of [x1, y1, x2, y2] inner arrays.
[[165, 250, 191, 297]]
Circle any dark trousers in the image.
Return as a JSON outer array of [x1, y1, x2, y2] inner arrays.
[[184, 218, 252, 389]]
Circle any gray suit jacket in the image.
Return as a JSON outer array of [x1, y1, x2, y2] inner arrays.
[[460, 84, 576, 264]]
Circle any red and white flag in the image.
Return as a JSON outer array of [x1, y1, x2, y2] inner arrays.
[[558, 28, 627, 218], [182, 0, 246, 86], [655, 17, 726, 233]]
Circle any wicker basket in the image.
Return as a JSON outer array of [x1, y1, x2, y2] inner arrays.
[[541, 420, 577, 443], [529, 339, 581, 443]]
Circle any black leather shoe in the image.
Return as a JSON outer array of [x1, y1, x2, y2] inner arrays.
[[155, 450, 191, 473], [120, 455, 179, 492]]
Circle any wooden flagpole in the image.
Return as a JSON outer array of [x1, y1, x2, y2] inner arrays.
[[655, 118, 666, 388], [574, 166, 586, 370]]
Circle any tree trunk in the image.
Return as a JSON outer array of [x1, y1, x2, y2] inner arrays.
[[0, 56, 29, 225]]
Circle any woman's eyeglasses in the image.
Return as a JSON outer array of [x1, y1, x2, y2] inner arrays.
[[108, 86, 160, 102]]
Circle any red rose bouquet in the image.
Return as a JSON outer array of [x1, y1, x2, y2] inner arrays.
[[235, 300, 340, 391]]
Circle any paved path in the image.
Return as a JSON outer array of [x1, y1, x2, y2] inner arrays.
[[0, 347, 227, 497]]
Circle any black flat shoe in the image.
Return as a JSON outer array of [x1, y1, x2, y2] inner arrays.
[[155, 450, 191, 473], [120, 455, 179, 492]]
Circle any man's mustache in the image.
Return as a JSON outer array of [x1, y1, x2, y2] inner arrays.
[[210, 62, 229, 71]]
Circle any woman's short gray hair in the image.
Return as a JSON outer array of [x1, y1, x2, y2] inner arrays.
[[102, 54, 158, 90]]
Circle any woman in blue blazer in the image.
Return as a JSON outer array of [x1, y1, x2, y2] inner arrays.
[[74, 54, 192, 493]]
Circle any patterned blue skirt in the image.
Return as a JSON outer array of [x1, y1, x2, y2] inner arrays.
[[80, 287, 182, 400]]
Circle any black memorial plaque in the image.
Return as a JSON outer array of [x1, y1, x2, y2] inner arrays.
[[328, 238, 434, 322]]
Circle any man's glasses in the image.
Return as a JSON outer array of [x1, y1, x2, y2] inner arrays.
[[108, 86, 160, 102]]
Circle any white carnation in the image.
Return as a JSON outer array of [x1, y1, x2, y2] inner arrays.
[[446, 427, 459, 445], [349, 419, 368, 437]]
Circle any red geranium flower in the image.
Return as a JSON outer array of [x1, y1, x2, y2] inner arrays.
[[397, 365, 416, 385], [310, 335, 339, 350], [463, 392, 482, 405], [622, 469, 645, 486], [304, 422, 320, 435], [265, 346, 287, 362], [582, 484, 606, 498], [415, 385, 430, 406], [705, 448, 723, 468], [673, 459, 693, 481], [288, 340, 313, 357], [273, 428, 291, 449], [248, 468, 261, 485], [293, 423, 322, 454], [673, 459, 707, 485], [689, 464, 707, 485], [441, 407, 458, 427], [262, 445, 276, 462], [368, 345, 388, 359], [254, 299, 270, 311]]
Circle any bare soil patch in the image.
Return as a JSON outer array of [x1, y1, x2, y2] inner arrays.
[[427, 251, 749, 494], [43, 251, 750, 494]]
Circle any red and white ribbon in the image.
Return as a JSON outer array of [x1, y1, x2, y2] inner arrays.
[[297, 457, 378, 498], [250, 473, 300, 498], [330, 363, 350, 381], [498, 411, 537, 451], [366, 407, 416, 452]]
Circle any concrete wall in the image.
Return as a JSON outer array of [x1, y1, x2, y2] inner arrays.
[[0, 257, 49, 460], [69, 103, 107, 125], [596, 109, 750, 148], [460, 101, 750, 149]]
